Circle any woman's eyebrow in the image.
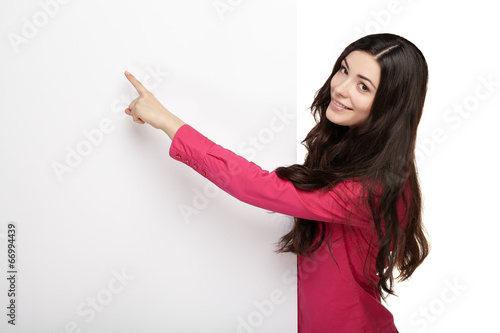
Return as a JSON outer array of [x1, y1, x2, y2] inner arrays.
[[343, 58, 378, 90]]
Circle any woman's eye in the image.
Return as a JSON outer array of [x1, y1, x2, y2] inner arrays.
[[359, 83, 369, 92], [340, 66, 348, 75]]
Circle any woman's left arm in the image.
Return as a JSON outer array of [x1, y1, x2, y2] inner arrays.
[[169, 124, 372, 226]]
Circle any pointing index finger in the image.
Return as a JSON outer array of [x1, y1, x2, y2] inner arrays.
[[125, 70, 148, 95]]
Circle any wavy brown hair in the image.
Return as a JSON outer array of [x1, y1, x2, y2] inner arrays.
[[275, 33, 430, 301]]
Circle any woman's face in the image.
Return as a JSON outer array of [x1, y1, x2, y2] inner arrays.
[[326, 50, 381, 127]]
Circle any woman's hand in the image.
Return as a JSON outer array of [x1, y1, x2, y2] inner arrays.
[[124, 70, 185, 140]]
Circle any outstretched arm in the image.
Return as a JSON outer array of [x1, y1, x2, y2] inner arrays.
[[123, 71, 372, 227], [169, 124, 372, 226]]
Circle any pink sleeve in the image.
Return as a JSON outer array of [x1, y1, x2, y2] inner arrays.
[[169, 124, 372, 228]]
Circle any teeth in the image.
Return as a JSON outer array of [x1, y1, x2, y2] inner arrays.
[[333, 100, 350, 109]]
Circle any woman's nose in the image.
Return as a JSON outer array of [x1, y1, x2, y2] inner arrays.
[[334, 78, 349, 98]]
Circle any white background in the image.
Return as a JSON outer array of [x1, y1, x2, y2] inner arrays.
[[1, 0, 499, 332], [298, 1, 500, 333]]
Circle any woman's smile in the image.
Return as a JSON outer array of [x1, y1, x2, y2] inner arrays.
[[330, 98, 353, 111]]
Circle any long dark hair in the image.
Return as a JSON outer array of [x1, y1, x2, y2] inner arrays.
[[275, 33, 430, 300]]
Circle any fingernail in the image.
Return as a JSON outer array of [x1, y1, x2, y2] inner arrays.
[[125, 70, 131, 76]]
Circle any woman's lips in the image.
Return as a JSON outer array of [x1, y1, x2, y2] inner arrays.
[[331, 98, 353, 111]]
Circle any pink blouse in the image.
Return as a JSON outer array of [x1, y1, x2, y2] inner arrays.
[[170, 124, 404, 332]]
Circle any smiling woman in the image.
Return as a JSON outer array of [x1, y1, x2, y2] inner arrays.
[[326, 50, 381, 127], [123, 33, 430, 333], [275, 34, 429, 332]]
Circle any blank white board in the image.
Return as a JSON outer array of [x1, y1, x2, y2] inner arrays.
[[0, 1, 297, 332]]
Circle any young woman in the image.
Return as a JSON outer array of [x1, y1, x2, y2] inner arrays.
[[123, 33, 430, 333]]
